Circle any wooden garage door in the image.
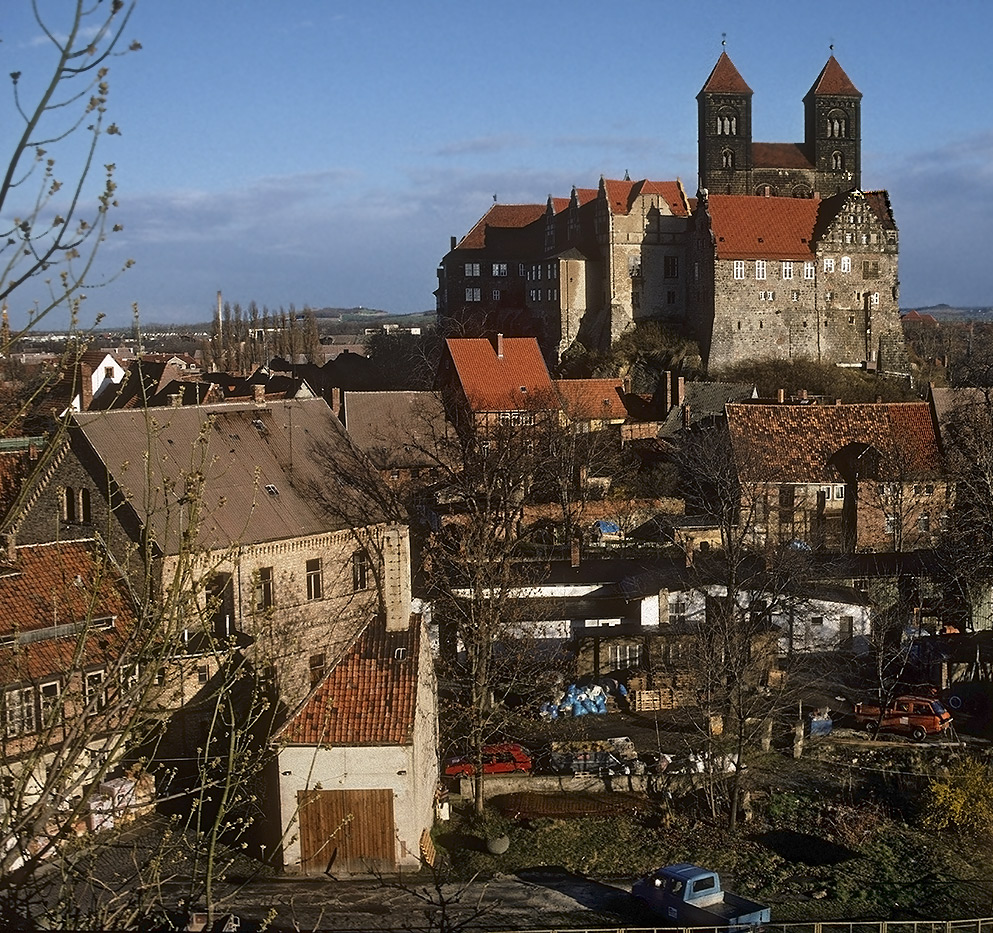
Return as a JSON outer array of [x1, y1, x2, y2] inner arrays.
[[297, 788, 395, 874]]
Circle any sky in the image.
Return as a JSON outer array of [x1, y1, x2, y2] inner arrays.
[[3, 0, 993, 329]]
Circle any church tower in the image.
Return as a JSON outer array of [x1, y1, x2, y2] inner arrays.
[[697, 51, 753, 195], [804, 55, 862, 195]]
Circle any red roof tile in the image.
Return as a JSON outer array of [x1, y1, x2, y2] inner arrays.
[[555, 379, 627, 421], [700, 51, 752, 95], [863, 190, 897, 230], [706, 194, 820, 260], [726, 402, 942, 483], [279, 617, 419, 747], [602, 179, 689, 217], [806, 56, 861, 98], [446, 337, 557, 412], [456, 204, 545, 250], [752, 142, 814, 170]]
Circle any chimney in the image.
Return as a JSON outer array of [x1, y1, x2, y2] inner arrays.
[[777, 388, 785, 404], [28, 444, 38, 461], [622, 374, 631, 395], [570, 535, 581, 568], [253, 384, 265, 406], [450, 236, 457, 251], [79, 362, 94, 411], [799, 388, 808, 400], [835, 398, 842, 406], [330, 386, 342, 418], [496, 333, 504, 359], [664, 371, 673, 412], [677, 376, 685, 407], [682, 405, 692, 429], [169, 392, 183, 408]]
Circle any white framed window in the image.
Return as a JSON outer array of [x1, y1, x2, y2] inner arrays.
[[804, 261, 815, 280], [306, 558, 323, 601], [820, 485, 832, 500], [518, 263, 526, 277], [834, 485, 845, 500], [491, 289, 501, 301], [84, 670, 107, 713], [870, 292, 880, 307], [352, 550, 371, 592], [791, 290, 800, 301], [823, 257, 835, 273], [670, 598, 687, 624], [465, 287, 481, 302], [39, 680, 61, 726], [608, 643, 641, 670], [491, 263, 507, 277], [781, 261, 793, 280], [5, 687, 35, 737], [755, 260, 767, 280], [733, 260, 746, 280], [841, 256, 851, 273], [464, 263, 480, 276], [759, 290, 775, 301]]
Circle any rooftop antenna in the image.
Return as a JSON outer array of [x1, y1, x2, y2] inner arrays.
[[721, 32, 726, 49], [493, 193, 498, 202]]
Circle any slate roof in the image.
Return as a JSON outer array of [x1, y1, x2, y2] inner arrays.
[[726, 402, 942, 483], [705, 195, 820, 260], [73, 398, 383, 555], [658, 382, 757, 438], [0, 541, 136, 685], [456, 204, 546, 250], [805, 55, 861, 98], [342, 390, 452, 469], [555, 379, 627, 421], [699, 51, 753, 95], [752, 142, 814, 170], [278, 616, 419, 747], [445, 337, 557, 412]]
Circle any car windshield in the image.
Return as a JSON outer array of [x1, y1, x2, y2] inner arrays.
[[932, 700, 946, 714]]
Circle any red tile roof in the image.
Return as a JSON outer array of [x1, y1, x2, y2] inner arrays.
[[456, 204, 545, 250], [278, 617, 419, 747], [863, 190, 896, 230], [700, 51, 753, 95], [601, 179, 689, 217], [706, 194, 820, 260], [445, 337, 557, 412], [752, 142, 814, 170], [806, 56, 861, 98], [555, 379, 627, 421], [726, 402, 942, 483]]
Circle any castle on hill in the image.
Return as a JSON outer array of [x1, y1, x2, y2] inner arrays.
[[435, 51, 908, 376]]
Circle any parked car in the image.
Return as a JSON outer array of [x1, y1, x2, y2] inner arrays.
[[443, 743, 533, 777], [853, 694, 952, 741], [632, 863, 771, 926]]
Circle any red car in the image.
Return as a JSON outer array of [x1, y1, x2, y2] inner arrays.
[[443, 743, 533, 777]]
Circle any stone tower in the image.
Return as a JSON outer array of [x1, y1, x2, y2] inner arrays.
[[696, 51, 753, 195], [803, 55, 862, 194]]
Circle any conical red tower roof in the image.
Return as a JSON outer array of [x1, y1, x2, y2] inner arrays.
[[805, 55, 861, 98], [699, 51, 752, 95]]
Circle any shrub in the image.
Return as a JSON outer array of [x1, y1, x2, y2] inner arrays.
[[923, 758, 993, 837]]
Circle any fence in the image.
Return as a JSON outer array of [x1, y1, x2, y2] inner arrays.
[[488, 919, 993, 933]]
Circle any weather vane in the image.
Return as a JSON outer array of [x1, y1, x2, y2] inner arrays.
[[721, 32, 726, 48]]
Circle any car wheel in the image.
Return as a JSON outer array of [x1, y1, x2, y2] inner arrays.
[[911, 726, 927, 742], [864, 720, 878, 734]]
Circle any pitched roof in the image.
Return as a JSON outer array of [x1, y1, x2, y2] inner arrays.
[[705, 194, 820, 260], [445, 337, 556, 412], [699, 51, 752, 95], [555, 379, 627, 421], [658, 382, 757, 437], [863, 190, 896, 230], [752, 142, 814, 170], [601, 179, 689, 217], [805, 56, 861, 98], [342, 390, 453, 469], [456, 203, 545, 250], [73, 398, 384, 555], [278, 617, 419, 747], [726, 402, 942, 483]]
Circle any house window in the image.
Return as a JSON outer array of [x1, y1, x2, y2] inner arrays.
[[40, 680, 61, 725], [84, 670, 106, 713], [104, 366, 114, 380], [306, 558, 323, 601], [834, 485, 845, 500], [820, 485, 832, 501], [491, 289, 501, 302], [5, 687, 35, 737], [804, 261, 815, 280], [664, 256, 679, 279], [667, 290, 676, 305], [352, 550, 371, 591], [824, 257, 835, 273], [841, 256, 851, 273], [781, 261, 793, 280], [518, 263, 526, 277], [733, 260, 745, 280], [839, 616, 854, 649], [670, 599, 687, 624], [464, 263, 480, 276], [491, 263, 507, 277], [256, 566, 274, 611], [608, 643, 641, 670], [791, 290, 800, 301], [755, 260, 766, 280], [885, 514, 898, 535], [310, 652, 326, 686], [759, 290, 775, 301], [870, 292, 880, 307], [465, 288, 481, 302], [919, 513, 931, 533], [862, 260, 880, 279], [197, 665, 209, 684]]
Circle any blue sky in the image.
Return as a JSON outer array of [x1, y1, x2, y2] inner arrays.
[[3, 0, 992, 328]]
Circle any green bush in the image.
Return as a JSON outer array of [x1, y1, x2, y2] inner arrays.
[[923, 758, 993, 837]]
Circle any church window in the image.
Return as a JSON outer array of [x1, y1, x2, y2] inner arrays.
[[827, 113, 847, 138], [755, 260, 766, 280], [823, 258, 835, 273], [832, 151, 845, 170], [733, 261, 745, 280], [781, 261, 793, 280], [841, 256, 851, 273], [716, 112, 737, 136], [721, 149, 734, 169], [63, 487, 76, 523], [804, 262, 815, 280]]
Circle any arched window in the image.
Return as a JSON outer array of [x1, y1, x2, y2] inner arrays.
[[792, 185, 812, 198], [80, 488, 91, 523], [827, 110, 848, 139], [722, 149, 734, 169], [832, 151, 845, 170], [716, 109, 737, 136], [64, 487, 76, 523]]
